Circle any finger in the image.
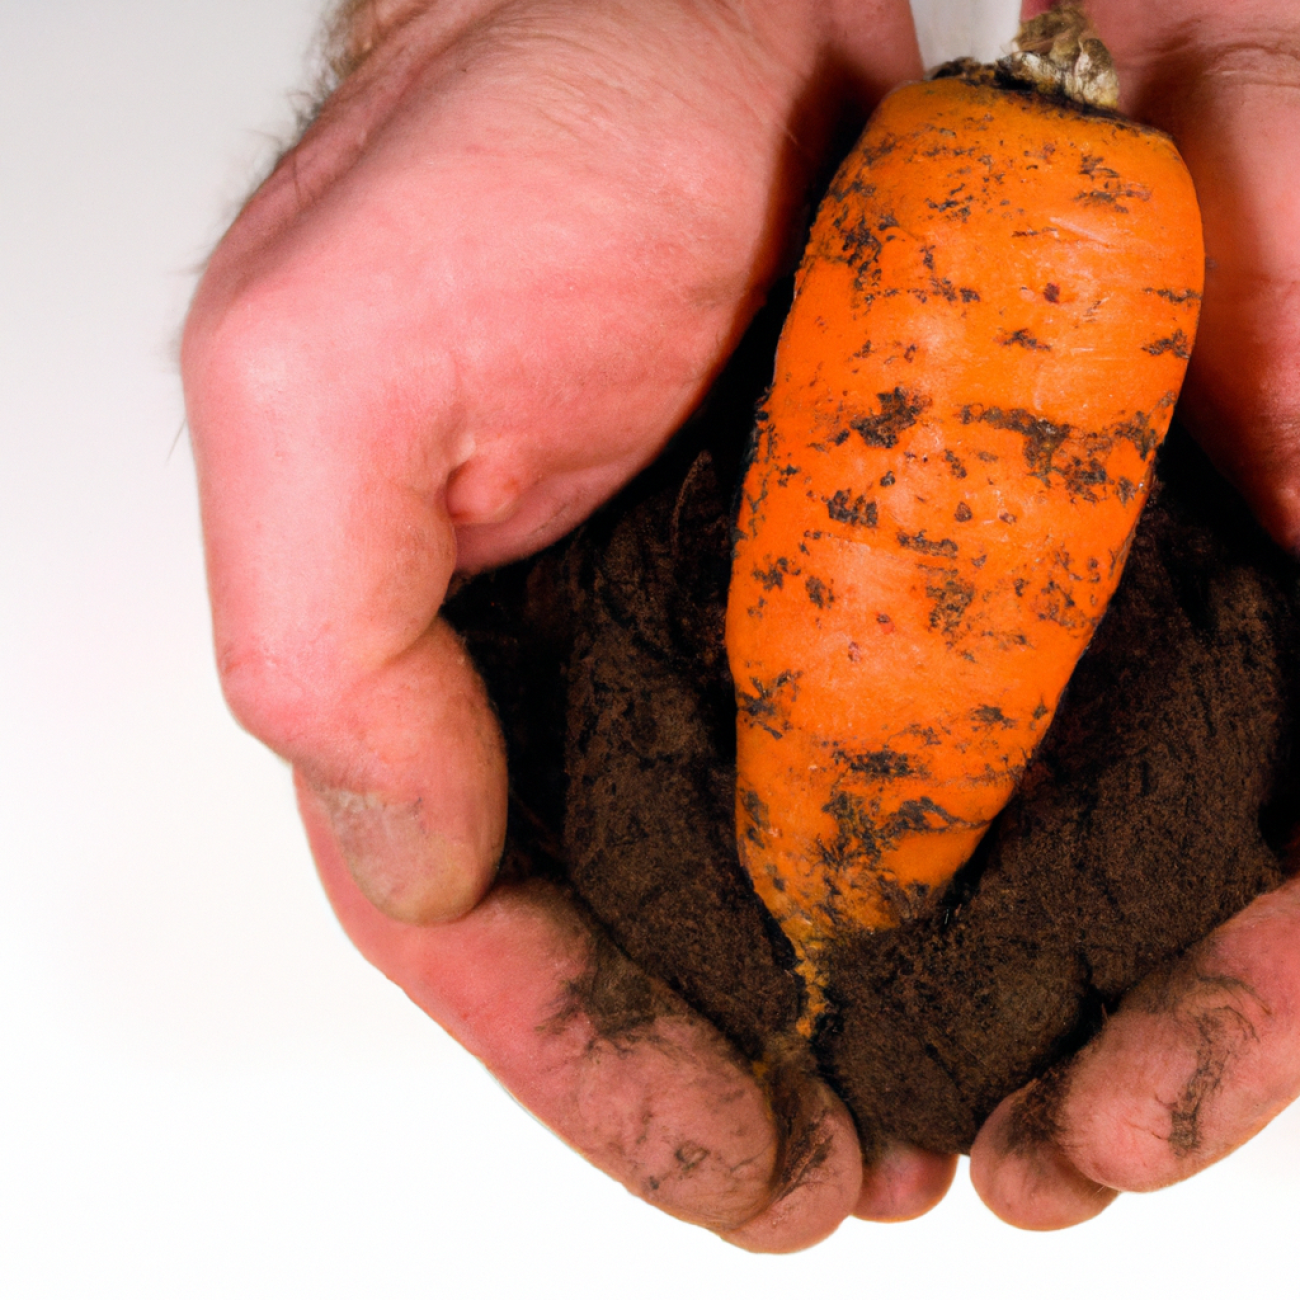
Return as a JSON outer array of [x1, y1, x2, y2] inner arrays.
[[971, 874, 1300, 1229], [854, 1143, 958, 1223], [295, 621, 508, 923], [185, 38, 524, 924], [303, 780, 864, 1246], [969, 1080, 1119, 1231]]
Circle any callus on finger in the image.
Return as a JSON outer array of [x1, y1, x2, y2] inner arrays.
[[304, 783, 494, 924]]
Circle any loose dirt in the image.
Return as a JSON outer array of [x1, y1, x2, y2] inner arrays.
[[445, 293, 1299, 1155]]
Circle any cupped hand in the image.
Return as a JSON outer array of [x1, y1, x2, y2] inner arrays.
[[970, 0, 1300, 1230], [182, 0, 952, 1251]]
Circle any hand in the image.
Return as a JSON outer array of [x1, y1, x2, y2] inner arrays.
[[181, 0, 952, 1251], [969, 0, 1300, 1230]]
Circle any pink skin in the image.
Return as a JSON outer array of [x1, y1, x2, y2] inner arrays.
[[307, 769, 949, 1250], [182, 0, 1300, 1246]]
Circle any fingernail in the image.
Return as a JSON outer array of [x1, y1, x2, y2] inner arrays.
[[311, 785, 491, 924]]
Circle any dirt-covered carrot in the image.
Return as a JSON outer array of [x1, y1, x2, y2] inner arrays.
[[727, 4, 1203, 1028]]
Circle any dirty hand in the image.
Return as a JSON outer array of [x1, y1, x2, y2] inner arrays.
[[181, 0, 951, 1252], [970, 0, 1300, 1230]]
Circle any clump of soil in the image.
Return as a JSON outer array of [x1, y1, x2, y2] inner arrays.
[[444, 297, 1300, 1156]]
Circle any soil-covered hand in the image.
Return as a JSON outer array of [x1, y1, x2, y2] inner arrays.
[[968, 0, 1300, 1231], [180, 0, 943, 1252]]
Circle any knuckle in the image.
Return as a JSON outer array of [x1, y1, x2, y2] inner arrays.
[[183, 282, 312, 429], [216, 637, 351, 759]]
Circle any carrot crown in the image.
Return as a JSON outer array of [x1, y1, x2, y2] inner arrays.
[[998, 2, 1119, 109]]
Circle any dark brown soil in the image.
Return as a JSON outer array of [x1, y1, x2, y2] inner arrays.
[[444, 293, 1300, 1157]]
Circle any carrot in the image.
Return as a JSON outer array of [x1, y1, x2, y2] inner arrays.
[[726, 5, 1203, 1029]]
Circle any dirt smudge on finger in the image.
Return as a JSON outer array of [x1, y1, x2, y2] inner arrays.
[[1126, 959, 1270, 1158], [545, 917, 685, 1048], [1002, 1061, 1073, 1155]]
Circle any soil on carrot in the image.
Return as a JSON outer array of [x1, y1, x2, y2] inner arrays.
[[443, 292, 1300, 1157]]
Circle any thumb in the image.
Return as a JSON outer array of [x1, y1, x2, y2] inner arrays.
[[296, 620, 508, 923], [184, 238, 506, 924]]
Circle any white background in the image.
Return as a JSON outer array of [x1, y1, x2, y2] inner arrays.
[[3, 1, 1298, 1296]]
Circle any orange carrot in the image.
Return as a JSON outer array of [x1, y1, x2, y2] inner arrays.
[[726, 14, 1203, 1026]]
